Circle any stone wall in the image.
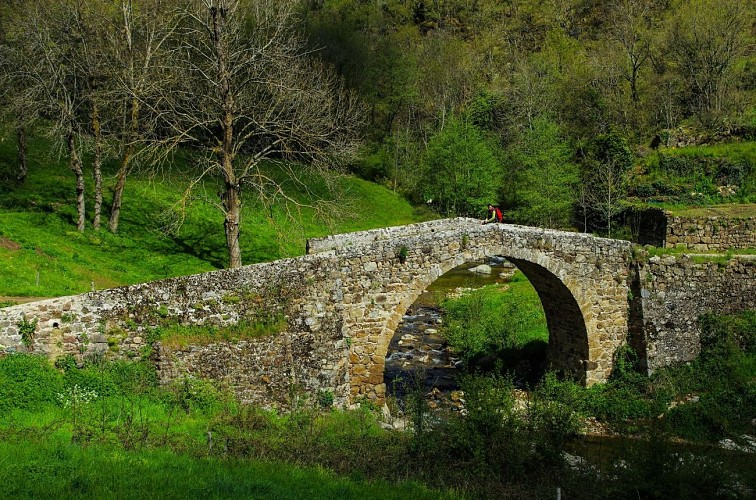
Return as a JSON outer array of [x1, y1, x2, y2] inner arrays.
[[664, 215, 756, 251], [634, 255, 756, 372], [0, 255, 353, 409]]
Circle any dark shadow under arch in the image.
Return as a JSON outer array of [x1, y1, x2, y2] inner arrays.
[[507, 257, 589, 383]]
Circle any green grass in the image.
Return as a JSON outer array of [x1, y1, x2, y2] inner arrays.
[[658, 141, 756, 161], [1, 305, 753, 500], [0, 132, 434, 298], [0, 440, 450, 499], [651, 203, 756, 218], [629, 141, 756, 206], [642, 245, 756, 267], [440, 272, 548, 369], [154, 317, 287, 349]]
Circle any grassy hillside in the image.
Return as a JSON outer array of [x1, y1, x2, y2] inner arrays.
[[628, 141, 756, 207], [0, 132, 435, 299]]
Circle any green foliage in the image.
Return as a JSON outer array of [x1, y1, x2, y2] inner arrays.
[[0, 132, 433, 297], [528, 379, 584, 462], [441, 279, 547, 366], [168, 377, 225, 415], [0, 440, 447, 500], [317, 389, 335, 409], [659, 311, 756, 441], [589, 131, 634, 174], [506, 118, 579, 228], [446, 373, 527, 473], [397, 245, 409, 263], [152, 316, 287, 349], [0, 354, 62, 412], [466, 90, 507, 133], [629, 142, 756, 203], [17, 315, 38, 349], [58, 358, 158, 399], [419, 117, 503, 217]]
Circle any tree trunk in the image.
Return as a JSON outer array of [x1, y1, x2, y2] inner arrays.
[[109, 95, 139, 234], [67, 131, 86, 232], [92, 100, 103, 231], [16, 124, 27, 183], [212, 4, 242, 268], [222, 183, 242, 268], [109, 159, 129, 233]]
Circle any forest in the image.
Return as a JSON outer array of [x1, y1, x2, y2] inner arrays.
[[302, 0, 755, 225], [1, 0, 754, 268]]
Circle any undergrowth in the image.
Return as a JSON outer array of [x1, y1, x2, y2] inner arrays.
[[1, 308, 754, 500]]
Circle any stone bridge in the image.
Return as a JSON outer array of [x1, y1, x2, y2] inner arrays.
[[307, 219, 635, 400], [1, 218, 753, 408]]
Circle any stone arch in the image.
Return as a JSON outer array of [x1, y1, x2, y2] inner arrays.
[[359, 247, 592, 401], [505, 258, 589, 382]]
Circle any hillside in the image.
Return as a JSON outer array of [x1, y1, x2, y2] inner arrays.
[[0, 133, 435, 300]]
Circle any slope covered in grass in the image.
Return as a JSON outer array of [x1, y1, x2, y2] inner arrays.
[[0, 133, 434, 298]]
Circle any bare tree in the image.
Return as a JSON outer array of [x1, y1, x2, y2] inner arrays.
[[586, 159, 627, 238], [607, 0, 653, 105], [106, 0, 181, 234], [15, 1, 91, 231], [165, 0, 364, 268], [666, 0, 751, 128], [73, 0, 111, 230], [0, 0, 41, 184]]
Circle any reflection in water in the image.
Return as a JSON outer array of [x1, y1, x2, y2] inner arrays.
[[384, 259, 515, 412]]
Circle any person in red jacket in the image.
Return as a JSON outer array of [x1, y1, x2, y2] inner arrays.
[[482, 203, 503, 224]]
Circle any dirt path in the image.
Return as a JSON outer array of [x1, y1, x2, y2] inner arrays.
[[0, 296, 51, 306]]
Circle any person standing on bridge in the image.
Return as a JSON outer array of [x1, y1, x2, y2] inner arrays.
[[482, 203, 503, 224]]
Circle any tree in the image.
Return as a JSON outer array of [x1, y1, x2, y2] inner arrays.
[[607, 0, 654, 106], [420, 117, 502, 217], [583, 132, 633, 237], [0, 0, 41, 184], [14, 1, 92, 232], [507, 118, 578, 229], [665, 0, 752, 128], [106, 0, 181, 234], [73, 0, 111, 231], [166, 0, 364, 268]]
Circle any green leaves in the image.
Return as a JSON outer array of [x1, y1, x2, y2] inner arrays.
[[507, 118, 578, 228], [420, 118, 503, 217]]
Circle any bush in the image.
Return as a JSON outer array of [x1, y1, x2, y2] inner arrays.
[[654, 311, 756, 441], [441, 284, 546, 365], [664, 384, 756, 441], [529, 376, 583, 462], [57, 358, 158, 398], [583, 384, 654, 424], [0, 354, 63, 413]]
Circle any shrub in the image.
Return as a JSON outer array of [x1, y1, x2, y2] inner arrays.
[[442, 284, 545, 365], [0, 354, 63, 412], [167, 377, 226, 414]]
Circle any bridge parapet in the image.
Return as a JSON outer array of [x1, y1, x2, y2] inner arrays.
[[306, 217, 480, 255]]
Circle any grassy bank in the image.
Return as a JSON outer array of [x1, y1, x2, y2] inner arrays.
[[0, 133, 434, 298], [629, 141, 756, 206], [0, 440, 450, 499], [440, 272, 549, 384]]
